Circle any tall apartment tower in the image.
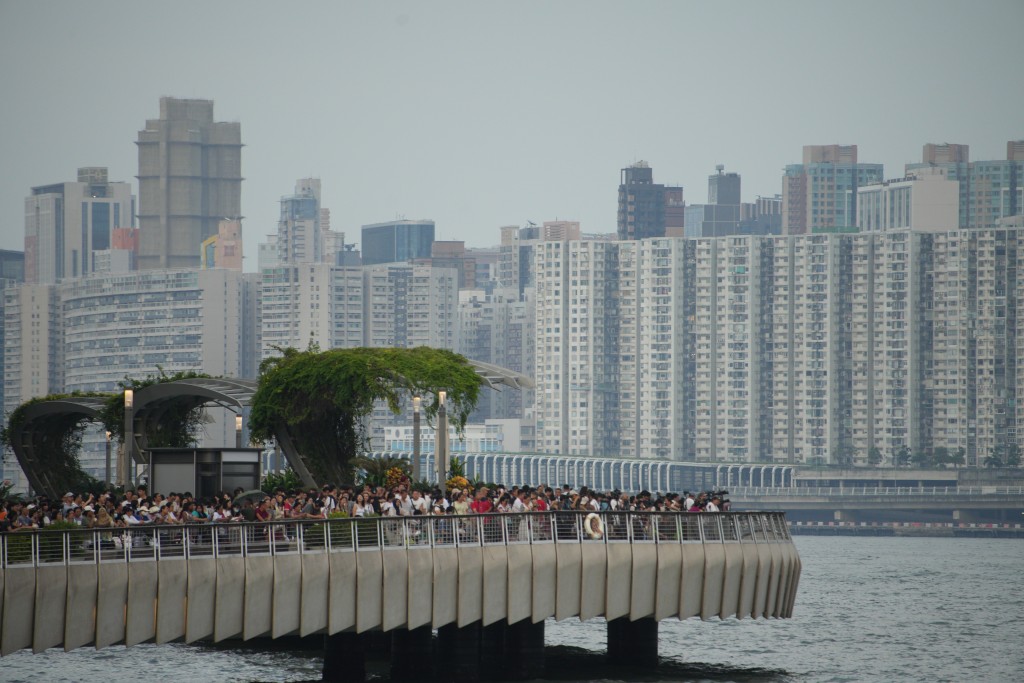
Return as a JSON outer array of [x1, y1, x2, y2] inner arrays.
[[136, 97, 242, 270], [617, 162, 683, 240], [782, 145, 883, 235], [259, 263, 364, 359], [276, 179, 325, 264], [362, 263, 457, 349], [24, 167, 134, 283]]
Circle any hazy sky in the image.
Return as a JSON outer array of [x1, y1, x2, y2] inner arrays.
[[2, 0, 1022, 269]]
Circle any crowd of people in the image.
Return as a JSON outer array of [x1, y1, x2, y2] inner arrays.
[[0, 482, 729, 534]]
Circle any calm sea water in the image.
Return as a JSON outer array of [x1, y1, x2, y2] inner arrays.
[[3, 536, 1022, 683]]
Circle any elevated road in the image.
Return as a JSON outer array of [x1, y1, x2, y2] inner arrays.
[[729, 486, 1024, 523]]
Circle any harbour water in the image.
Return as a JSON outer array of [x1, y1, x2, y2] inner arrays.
[[2, 536, 1022, 682]]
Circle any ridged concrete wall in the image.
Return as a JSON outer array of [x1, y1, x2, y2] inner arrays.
[[0, 514, 800, 655]]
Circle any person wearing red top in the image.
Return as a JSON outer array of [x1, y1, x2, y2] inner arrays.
[[470, 487, 493, 514], [255, 499, 271, 522]]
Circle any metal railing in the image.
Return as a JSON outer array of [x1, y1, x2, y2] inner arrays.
[[0, 511, 791, 569]]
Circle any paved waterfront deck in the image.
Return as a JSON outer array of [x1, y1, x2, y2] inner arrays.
[[0, 511, 799, 656]]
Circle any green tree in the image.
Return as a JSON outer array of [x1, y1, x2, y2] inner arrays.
[[835, 444, 856, 466], [248, 346, 481, 486], [868, 446, 883, 466], [1005, 444, 1021, 468], [893, 446, 912, 467], [931, 446, 950, 468], [261, 468, 305, 495], [0, 391, 113, 497], [910, 448, 932, 468], [98, 369, 211, 446], [950, 447, 966, 468], [984, 445, 1005, 468]]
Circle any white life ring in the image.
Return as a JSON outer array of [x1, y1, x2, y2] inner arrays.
[[585, 513, 604, 539]]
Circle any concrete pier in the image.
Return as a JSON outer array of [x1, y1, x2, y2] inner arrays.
[[607, 616, 659, 668], [0, 510, 799, 675]]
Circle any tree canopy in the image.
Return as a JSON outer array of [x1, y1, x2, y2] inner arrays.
[[248, 346, 482, 486]]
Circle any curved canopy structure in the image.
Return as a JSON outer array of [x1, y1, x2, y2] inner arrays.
[[9, 362, 533, 496], [129, 377, 258, 464], [8, 397, 110, 498], [465, 359, 534, 390]]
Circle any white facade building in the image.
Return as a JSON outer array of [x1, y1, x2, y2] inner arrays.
[[61, 269, 247, 392], [363, 264, 457, 350], [857, 168, 960, 233], [259, 263, 364, 359]]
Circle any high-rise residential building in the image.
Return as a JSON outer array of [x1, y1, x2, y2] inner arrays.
[[3, 284, 63, 416], [498, 224, 540, 300], [620, 238, 697, 460], [906, 140, 1024, 229], [0, 251, 26, 439], [457, 289, 534, 421], [856, 168, 960, 233], [426, 241, 476, 289], [529, 229, 1024, 465], [361, 220, 435, 265], [258, 263, 364, 359], [136, 97, 242, 270], [769, 234, 853, 464], [930, 229, 1021, 466], [533, 238, 697, 459], [277, 179, 324, 264], [782, 145, 883, 235], [617, 162, 683, 240], [692, 236, 770, 462], [363, 263, 457, 350], [24, 167, 134, 283], [849, 231, 933, 462], [534, 240, 621, 456], [61, 269, 248, 393], [541, 221, 581, 242]]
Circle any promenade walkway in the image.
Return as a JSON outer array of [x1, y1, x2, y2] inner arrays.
[[0, 510, 799, 668]]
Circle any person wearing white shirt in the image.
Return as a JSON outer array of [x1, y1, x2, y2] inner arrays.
[[411, 490, 429, 516]]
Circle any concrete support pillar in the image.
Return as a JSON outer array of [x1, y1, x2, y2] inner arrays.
[[480, 622, 506, 670], [323, 631, 366, 683], [503, 619, 545, 680], [391, 625, 433, 681], [607, 617, 658, 668], [437, 622, 481, 682]]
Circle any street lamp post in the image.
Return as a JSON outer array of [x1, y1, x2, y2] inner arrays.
[[436, 391, 448, 497], [104, 431, 112, 486], [120, 389, 134, 488], [235, 414, 244, 449], [412, 396, 421, 482]]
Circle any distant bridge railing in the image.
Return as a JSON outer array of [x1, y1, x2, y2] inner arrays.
[[730, 486, 1024, 497], [0, 511, 791, 569]]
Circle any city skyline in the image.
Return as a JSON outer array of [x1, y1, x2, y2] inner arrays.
[[2, 1, 1022, 268]]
